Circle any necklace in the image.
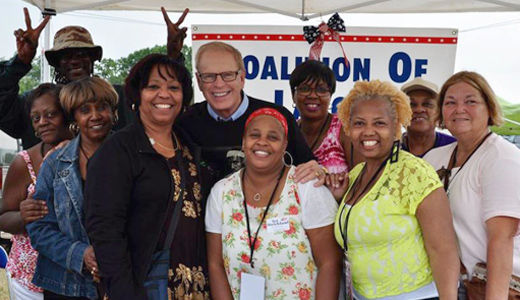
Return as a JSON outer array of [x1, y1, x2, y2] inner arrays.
[[243, 174, 268, 202], [300, 114, 331, 151], [241, 166, 286, 268], [79, 143, 92, 162], [149, 132, 180, 151]]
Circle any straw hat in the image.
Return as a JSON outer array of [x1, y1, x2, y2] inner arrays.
[[401, 77, 439, 96], [45, 26, 102, 67]]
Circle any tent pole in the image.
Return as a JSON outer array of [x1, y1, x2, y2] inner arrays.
[[505, 118, 520, 126], [41, 0, 52, 83], [301, 0, 308, 21], [42, 20, 51, 83]]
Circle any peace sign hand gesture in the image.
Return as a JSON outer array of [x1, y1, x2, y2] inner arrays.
[[14, 8, 50, 65], [161, 7, 189, 59]]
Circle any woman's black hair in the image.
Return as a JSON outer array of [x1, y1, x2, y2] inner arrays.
[[25, 83, 64, 117], [124, 53, 193, 113], [289, 60, 336, 96]]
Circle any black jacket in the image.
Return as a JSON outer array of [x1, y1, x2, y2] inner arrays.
[[85, 121, 214, 300], [0, 55, 135, 149], [177, 94, 315, 179]]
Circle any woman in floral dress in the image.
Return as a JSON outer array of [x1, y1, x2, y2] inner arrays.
[[206, 108, 341, 299], [0, 84, 71, 299]]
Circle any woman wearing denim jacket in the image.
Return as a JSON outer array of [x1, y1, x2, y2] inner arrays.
[[27, 77, 118, 300]]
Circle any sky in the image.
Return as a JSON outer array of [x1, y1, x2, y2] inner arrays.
[[1, 0, 520, 149]]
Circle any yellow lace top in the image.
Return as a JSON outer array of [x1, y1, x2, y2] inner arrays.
[[334, 150, 442, 298]]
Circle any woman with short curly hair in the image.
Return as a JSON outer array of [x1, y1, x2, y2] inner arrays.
[[331, 80, 459, 299]]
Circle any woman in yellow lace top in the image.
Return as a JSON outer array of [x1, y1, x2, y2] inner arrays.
[[329, 80, 459, 299]]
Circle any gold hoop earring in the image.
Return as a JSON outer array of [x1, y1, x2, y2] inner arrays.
[[69, 122, 79, 135]]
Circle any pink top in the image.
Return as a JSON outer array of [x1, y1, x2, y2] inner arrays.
[[6, 151, 43, 293], [313, 114, 348, 174]]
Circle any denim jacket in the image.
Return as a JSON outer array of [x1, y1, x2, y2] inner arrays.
[[26, 135, 97, 299]]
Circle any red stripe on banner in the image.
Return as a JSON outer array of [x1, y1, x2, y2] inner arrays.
[[192, 33, 457, 44]]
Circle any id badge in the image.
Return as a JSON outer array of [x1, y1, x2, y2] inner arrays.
[[344, 258, 354, 300], [266, 216, 290, 232], [240, 272, 265, 300]]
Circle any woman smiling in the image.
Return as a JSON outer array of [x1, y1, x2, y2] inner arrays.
[[332, 80, 459, 299], [0, 84, 71, 300], [206, 108, 341, 299], [27, 77, 118, 299], [86, 54, 214, 299], [424, 71, 520, 299], [290, 60, 354, 174]]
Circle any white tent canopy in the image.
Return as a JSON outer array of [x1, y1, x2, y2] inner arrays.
[[20, 0, 520, 95], [22, 0, 520, 20]]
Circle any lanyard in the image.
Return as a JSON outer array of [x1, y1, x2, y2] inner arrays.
[[241, 166, 285, 268], [440, 132, 492, 191], [338, 159, 387, 252]]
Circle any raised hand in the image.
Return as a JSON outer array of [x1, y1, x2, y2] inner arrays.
[[161, 7, 189, 59], [14, 7, 50, 64]]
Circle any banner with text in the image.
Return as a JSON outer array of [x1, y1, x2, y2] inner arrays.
[[191, 25, 458, 113]]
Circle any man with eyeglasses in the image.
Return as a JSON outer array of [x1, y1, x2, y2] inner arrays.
[[0, 7, 187, 149], [177, 41, 320, 180]]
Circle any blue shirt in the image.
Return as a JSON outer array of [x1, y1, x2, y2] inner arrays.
[[207, 94, 249, 121]]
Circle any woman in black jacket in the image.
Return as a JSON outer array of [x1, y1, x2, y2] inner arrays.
[[85, 54, 214, 300]]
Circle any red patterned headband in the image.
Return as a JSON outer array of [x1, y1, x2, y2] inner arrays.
[[244, 108, 288, 137]]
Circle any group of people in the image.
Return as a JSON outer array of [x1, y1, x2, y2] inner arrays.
[[0, 6, 518, 300]]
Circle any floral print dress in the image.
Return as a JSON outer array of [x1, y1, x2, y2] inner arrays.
[[156, 147, 210, 300], [6, 150, 43, 293], [207, 166, 339, 300]]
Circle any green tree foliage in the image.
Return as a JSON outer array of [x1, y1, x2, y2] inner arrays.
[[12, 45, 192, 93], [95, 45, 192, 85], [19, 56, 41, 94]]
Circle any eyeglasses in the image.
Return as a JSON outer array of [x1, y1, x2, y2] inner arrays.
[[30, 110, 61, 123], [198, 71, 241, 83], [295, 85, 330, 97]]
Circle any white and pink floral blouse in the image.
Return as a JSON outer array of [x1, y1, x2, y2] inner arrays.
[[205, 166, 337, 299]]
